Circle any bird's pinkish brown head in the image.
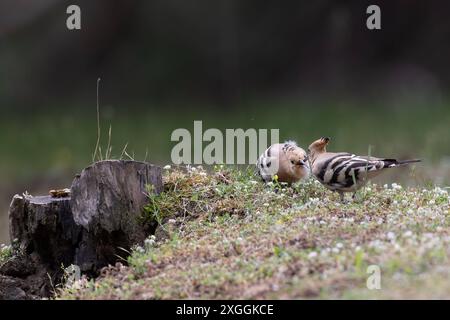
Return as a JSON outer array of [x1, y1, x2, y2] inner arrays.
[[286, 147, 308, 169], [308, 137, 330, 159], [284, 147, 309, 180]]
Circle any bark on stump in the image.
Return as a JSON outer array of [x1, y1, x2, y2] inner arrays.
[[9, 195, 80, 268], [71, 160, 162, 273]]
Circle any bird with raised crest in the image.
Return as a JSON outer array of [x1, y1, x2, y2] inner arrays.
[[308, 137, 421, 201]]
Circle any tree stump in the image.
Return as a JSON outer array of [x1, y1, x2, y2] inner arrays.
[[71, 160, 163, 273], [9, 195, 80, 268], [0, 160, 163, 299]]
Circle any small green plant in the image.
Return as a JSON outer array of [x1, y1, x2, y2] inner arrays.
[[92, 78, 102, 162], [143, 185, 177, 227], [273, 245, 287, 258], [91, 78, 138, 162], [0, 244, 12, 265]]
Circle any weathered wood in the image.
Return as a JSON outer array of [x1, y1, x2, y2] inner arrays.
[[3, 194, 81, 298], [71, 160, 163, 273], [9, 195, 80, 268]]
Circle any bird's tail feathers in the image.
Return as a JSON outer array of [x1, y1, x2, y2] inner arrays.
[[397, 159, 421, 165], [383, 158, 421, 168]]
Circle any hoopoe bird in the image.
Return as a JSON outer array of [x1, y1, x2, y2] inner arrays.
[[308, 137, 421, 201], [257, 141, 309, 184]]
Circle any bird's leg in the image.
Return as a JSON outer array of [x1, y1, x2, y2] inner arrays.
[[338, 191, 345, 203]]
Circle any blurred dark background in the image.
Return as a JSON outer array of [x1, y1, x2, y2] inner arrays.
[[1, 0, 450, 243], [1, 0, 450, 106]]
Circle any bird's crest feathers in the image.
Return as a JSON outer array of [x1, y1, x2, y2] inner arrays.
[[284, 140, 298, 147]]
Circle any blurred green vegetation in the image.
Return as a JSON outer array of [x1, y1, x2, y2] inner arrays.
[[1, 100, 450, 183], [1, 100, 450, 243]]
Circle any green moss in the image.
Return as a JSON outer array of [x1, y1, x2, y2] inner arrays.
[[0, 244, 12, 265]]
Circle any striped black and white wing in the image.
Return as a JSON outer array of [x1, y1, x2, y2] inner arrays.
[[314, 153, 387, 190], [257, 144, 280, 182]]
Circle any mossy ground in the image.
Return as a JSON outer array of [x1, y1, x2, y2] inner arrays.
[[58, 166, 450, 299]]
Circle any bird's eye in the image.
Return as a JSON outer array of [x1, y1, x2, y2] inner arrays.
[[291, 160, 295, 164]]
